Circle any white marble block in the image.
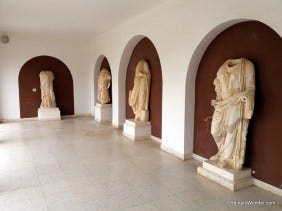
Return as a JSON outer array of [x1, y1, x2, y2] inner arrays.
[[197, 160, 253, 191], [123, 119, 151, 141], [94, 103, 112, 123], [38, 107, 61, 120]]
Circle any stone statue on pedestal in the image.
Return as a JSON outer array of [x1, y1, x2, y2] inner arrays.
[[98, 68, 111, 104], [209, 58, 255, 170], [39, 71, 56, 108], [128, 59, 151, 122]]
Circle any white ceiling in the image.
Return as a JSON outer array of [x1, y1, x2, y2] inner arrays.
[[0, 0, 167, 37]]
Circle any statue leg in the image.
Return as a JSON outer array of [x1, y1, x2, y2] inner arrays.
[[210, 110, 224, 161], [220, 105, 241, 168]]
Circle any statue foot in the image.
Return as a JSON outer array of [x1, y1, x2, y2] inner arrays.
[[217, 160, 227, 168], [209, 155, 219, 161]]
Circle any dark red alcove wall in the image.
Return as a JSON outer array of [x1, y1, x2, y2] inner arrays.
[[99, 57, 112, 104], [194, 21, 282, 188], [19, 55, 74, 118], [126, 37, 162, 138]]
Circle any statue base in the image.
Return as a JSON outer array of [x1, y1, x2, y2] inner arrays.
[[38, 107, 61, 120], [197, 160, 253, 191], [123, 119, 151, 141], [94, 103, 112, 123]]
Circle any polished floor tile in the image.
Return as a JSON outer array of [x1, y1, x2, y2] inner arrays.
[[0, 117, 281, 210]]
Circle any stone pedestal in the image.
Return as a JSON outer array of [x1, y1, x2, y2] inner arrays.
[[197, 160, 253, 191], [123, 119, 151, 141], [94, 103, 112, 123], [38, 107, 61, 120]]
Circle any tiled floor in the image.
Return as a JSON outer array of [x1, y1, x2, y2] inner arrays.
[[0, 117, 281, 211]]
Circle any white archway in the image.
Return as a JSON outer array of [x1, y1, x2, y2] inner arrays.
[[116, 35, 146, 126], [93, 55, 106, 107], [184, 19, 250, 155]]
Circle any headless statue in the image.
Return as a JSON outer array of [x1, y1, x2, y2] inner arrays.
[[209, 58, 255, 170], [39, 71, 56, 108], [128, 59, 151, 122], [98, 68, 111, 104]]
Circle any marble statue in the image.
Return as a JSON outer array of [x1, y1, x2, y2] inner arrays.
[[209, 58, 255, 170], [98, 68, 111, 104], [128, 59, 151, 122], [39, 71, 56, 108]]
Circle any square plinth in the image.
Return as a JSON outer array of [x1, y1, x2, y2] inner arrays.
[[197, 160, 253, 191], [38, 107, 61, 120], [94, 103, 112, 123], [123, 119, 151, 141]]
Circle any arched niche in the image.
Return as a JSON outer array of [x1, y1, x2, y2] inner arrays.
[[117, 35, 145, 126], [193, 21, 282, 188], [94, 56, 112, 105], [184, 19, 248, 154], [125, 37, 162, 138], [18, 55, 74, 118]]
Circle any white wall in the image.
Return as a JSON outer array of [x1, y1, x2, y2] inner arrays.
[[89, 0, 282, 157], [0, 32, 90, 119], [1, 0, 281, 159]]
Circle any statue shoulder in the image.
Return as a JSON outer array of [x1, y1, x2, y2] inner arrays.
[[243, 59, 255, 76], [244, 58, 254, 69], [216, 63, 226, 75]]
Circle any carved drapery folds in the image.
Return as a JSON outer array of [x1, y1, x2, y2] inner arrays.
[[209, 58, 255, 170], [39, 71, 57, 108], [128, 59, 151, 122], [98, 68, 111, 104]]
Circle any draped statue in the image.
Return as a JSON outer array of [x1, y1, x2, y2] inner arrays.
[[39, 71, 56, 108], [128, 59, 151, 122], [98, 68, 111, 104], [209, 58, 255, 170]]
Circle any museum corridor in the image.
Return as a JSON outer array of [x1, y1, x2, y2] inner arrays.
[[0, 117, 280, 210]]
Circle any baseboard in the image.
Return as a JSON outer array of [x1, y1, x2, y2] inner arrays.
[[0, 117, 37, 123], [62, 113, 92, 118], [0, 113, 92, 123], [253, 179, 282, 197], [112, 122, 123, 129], [95, 119, 112, 124], [161, 144, 192, 160], [150, 135, 161, 143], [193, 153, 208, 162]]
